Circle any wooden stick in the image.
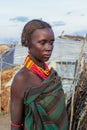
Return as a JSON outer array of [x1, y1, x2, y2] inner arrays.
[[69, 36, 87, 130]]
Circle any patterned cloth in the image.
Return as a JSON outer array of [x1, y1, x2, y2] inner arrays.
[[24, 68, 68, 130], [24, 55, 51, 80]]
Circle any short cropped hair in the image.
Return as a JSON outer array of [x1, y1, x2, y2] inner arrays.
[[21, 19, 51, 47]]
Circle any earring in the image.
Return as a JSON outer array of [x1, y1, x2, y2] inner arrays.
[[28, 50, 30, 54]]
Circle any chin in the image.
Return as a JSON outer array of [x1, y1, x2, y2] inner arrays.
[[43, 57, 50, 62]]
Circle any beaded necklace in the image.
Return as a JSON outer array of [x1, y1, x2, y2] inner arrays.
[[24, 55, 50, 80]]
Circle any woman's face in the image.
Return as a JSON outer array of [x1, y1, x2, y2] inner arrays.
[[29, 28, 55, 64]]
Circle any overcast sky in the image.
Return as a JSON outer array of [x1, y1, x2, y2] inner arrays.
[[0, 0, 87, 41]]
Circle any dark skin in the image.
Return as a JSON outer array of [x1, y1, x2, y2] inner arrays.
[[10, 28, 55, 130]]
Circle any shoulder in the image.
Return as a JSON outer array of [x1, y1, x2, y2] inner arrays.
[[12, 67, 25, 87], [11, 67, 30, 98]]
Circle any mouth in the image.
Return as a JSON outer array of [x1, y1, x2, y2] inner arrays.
[[43, 54, 51, 59]]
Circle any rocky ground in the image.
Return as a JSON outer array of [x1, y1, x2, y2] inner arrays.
[[0, 114, 10, 130]]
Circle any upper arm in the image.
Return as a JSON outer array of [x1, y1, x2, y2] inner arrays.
[[10, 73, 25, 125]]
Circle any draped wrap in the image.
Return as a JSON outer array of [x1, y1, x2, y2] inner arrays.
[[24, 68, 68, 130]]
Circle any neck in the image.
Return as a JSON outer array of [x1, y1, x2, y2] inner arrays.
[[29, 54, 45, 69]]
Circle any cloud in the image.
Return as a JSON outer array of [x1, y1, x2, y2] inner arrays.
[[66, 11, 72, 15], [80, 14, 85, 16], [10, 16, 29, 22], [52, 21, 66, 27]]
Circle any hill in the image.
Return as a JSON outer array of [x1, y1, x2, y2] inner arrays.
[[58, 35, 85, 41]]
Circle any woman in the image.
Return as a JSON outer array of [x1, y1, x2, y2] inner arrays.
[[10, 19, 68, 130]]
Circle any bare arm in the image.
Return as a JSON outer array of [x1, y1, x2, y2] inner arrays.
[[10, 73, 25, 130], [10, 68, 42, 130]]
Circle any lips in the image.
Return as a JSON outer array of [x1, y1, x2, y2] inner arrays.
[[45, 55, 51, 58], [43, 53, 52, 59], [44, 53, 51, 56]]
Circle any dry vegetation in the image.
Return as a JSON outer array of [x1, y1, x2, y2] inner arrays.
[[0, 44, 22, 113], [67, 64, 87, 130], [0, 66, 21, 113], [0, 44, 10, 54], [1, 66, 17, 88]]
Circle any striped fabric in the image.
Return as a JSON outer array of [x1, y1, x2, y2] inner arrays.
[[24, 68, 68, 130]]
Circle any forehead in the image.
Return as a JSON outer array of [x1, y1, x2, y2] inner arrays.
[[31, 28, 54, 40]]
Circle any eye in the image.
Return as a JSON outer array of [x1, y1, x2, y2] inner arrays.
[[50, 40, 54, 45], [40, 40, 46, 45]]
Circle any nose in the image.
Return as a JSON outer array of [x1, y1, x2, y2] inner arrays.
[[45, 43, 53, 51]]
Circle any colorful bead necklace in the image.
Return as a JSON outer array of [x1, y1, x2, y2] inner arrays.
[[24, 55, 50, 80]]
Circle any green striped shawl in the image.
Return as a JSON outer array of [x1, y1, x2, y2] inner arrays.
[[24, 68, 68, 130]]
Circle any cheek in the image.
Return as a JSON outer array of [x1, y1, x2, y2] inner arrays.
[[31, 47, 43, 57], [34, 46, 43, 55], [37, 50, 43, 56]]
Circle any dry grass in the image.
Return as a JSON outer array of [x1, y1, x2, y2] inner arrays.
[[1, 66, 17, 88], [0, 44, 10, 54], [0, 65, 22, 113], [0, 87, 10, 113], [67, 63, 87, 130]]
